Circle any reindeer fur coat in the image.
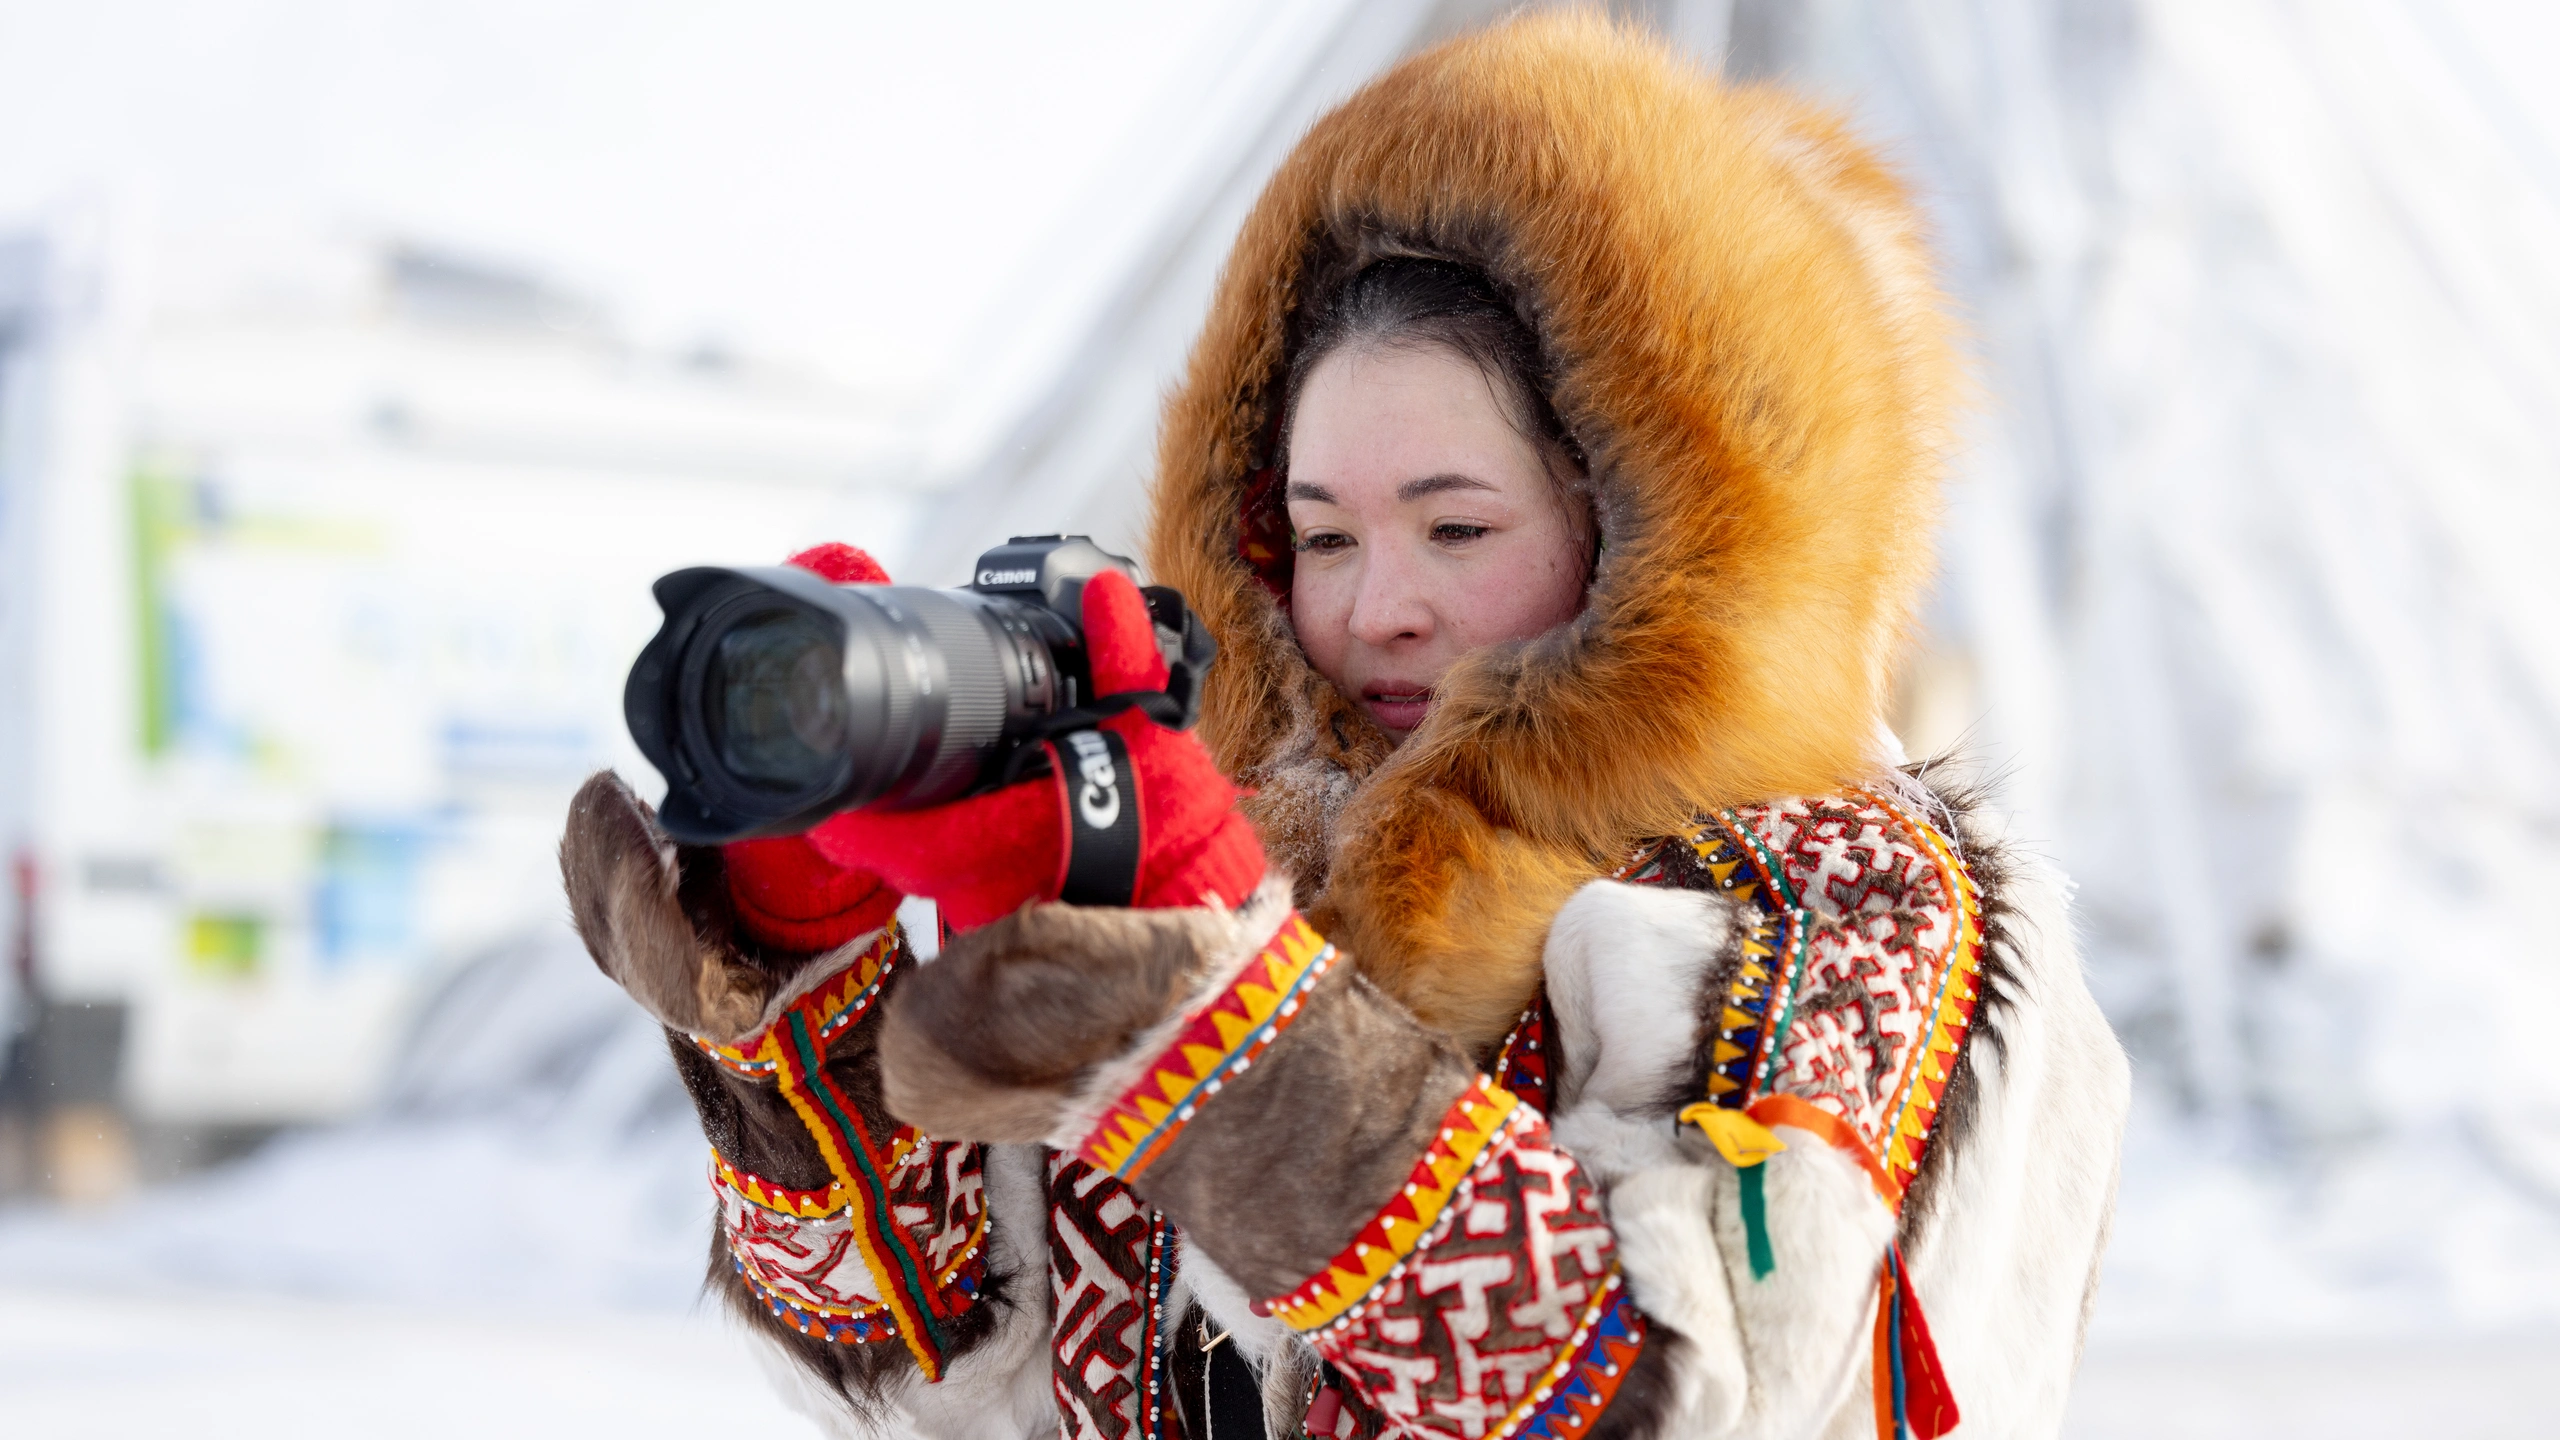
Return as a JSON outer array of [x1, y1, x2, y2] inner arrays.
[[564, 16, 2129, 1440]]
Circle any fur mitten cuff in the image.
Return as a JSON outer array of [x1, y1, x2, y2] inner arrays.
[[1112, 957, 1479, 1299], [562, 770, 794, 1042], [875, 878, 1480, 1297], [876, 876, 1297, 1145]]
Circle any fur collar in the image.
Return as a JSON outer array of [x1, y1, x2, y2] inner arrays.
[[1141, 14, 1958, 1055]]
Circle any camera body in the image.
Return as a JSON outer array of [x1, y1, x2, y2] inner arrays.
[[625, 535, 1209, 845]]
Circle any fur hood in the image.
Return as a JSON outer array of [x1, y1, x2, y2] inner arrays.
[[1141, 13, 1959, 1055]]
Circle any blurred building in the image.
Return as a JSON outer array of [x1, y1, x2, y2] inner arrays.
[[0, 212, 935, 1191]]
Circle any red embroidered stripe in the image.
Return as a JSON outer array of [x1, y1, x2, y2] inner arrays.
[[1850, 786, 1985, 1200], [1284, 1098, 1642, 1438], [1501, 1275, 1647, 1440], [1077, 911, 1338, 1180], [1260, 1078, 1523, 1333], [688, 926, 965, 1379], [1489, 1001, 1553, 1115]]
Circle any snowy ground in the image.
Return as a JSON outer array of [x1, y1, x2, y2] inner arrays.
[[0, 1285, 2547, 1440], [0, 1285, 819, 1439], [2063, 1334, 2551, 1440]]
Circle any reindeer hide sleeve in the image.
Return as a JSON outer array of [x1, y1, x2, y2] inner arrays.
[[877, 789, 2128, 1440]]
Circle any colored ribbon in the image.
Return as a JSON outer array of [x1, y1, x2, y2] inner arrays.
[[1679, 1102, 1786, 1280], [692, 931, 959, 1381], [763, 1002, 956, 1379], [1872, 1244, 1957, 1440]]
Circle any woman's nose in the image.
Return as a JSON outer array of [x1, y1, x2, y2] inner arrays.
[[1346, 547, 1433, 647]]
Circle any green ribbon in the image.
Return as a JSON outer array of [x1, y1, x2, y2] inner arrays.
[[1739, 1162, 1775, 1280]]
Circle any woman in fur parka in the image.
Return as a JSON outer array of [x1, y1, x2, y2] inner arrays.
[[562, 15, 2128, 1440]]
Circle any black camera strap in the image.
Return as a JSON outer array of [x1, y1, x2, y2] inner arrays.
[[1004, 586, 1221, 907], [1053, 727, 1141, 907]]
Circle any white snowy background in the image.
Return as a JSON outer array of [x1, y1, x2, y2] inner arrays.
[[3, 3, 2557, 1436]]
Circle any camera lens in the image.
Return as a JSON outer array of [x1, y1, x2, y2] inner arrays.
[[707, 609, 848, 791], [627, 557, 1116, 844]]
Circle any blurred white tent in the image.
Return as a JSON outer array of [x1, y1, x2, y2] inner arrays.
[[1728, 0, 2560, 1336], [1750, 0, 2560, 1129]]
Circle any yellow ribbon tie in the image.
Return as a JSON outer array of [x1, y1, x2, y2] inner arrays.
[[1679, 1103, 1788, 1167]]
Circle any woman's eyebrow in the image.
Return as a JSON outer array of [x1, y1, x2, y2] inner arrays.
[[1284, 480, 1338, 504], [1396, 473, 1497, 503]]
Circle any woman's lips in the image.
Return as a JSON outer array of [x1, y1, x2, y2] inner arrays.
[[1360, 685, 1433, 732]]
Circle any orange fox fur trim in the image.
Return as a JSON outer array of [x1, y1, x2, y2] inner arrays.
[[1142, 14, 1960, 1055]]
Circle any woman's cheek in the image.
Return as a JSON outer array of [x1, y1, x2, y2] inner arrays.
[[1289, 571, 1351, 680], [1514, 525, 1588, 634], [1448, 539, 1548, 645]]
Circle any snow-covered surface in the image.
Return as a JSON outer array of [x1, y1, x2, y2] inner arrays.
[[2062, 1333, 2551, 1440], [0, 921, 707, 1310], [0, 1287, 817, 1438]]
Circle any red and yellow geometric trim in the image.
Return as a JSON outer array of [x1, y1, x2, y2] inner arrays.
[[716, 1153, 853, 1221], [1076, 911, 1339, 1180], [1498, 1273, 1647, 1440], [683, 924, 964, 1380], [1852, 786, 1985, 1201], [1258, 1078, 1525, 1334], [713, 1156, 989, 1342], [713, 1145, 924, 1221], [688, 927, 900, 1079]]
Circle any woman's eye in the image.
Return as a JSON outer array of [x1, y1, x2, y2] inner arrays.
[[1432, 522, 1491, 544], [1292, 530, 1353, 554]]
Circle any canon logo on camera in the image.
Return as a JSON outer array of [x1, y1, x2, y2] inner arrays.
[[976, 567, 1039, 586]]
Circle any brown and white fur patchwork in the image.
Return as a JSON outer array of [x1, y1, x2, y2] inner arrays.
[[870, 876, 1297, 1149], [1036, 877, 1299, 1155], [1541, 799, 2129, 1439], [1893, 814, 2129, 1438]]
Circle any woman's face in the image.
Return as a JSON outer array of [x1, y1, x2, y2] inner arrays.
[[1285, 343, 1589, 741]]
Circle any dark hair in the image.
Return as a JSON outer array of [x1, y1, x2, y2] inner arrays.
[[1281, 257, 1586, 481]]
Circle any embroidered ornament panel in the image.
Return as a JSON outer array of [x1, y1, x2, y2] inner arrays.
[[1622, 786, 1984, 1199], [1273, 1085, 1647, 1440], [691, 925, 975, 1378], [716, 1140, 989, 1345], [1621, 785, 1983, 1440], [1049, 1154, 1182, 1440]]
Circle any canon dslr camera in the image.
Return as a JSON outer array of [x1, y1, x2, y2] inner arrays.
[[626, 536, 1211, 845]]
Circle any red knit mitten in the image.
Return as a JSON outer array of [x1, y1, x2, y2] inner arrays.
[[719, 543, 905, 951], [807, 569, 1265, 927]]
